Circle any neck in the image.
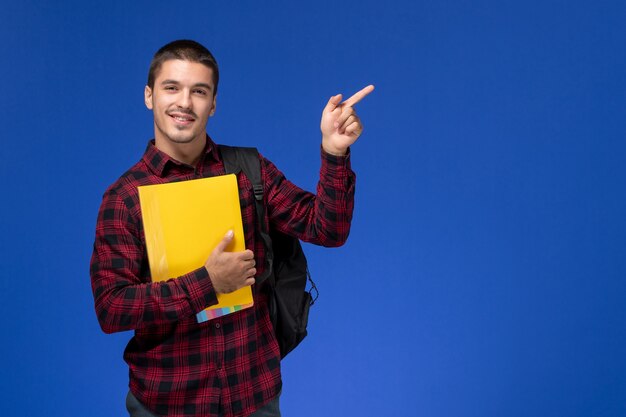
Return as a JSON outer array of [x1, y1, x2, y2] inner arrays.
[[155, 135, 207, 166]]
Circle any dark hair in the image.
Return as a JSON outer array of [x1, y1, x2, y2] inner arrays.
[[147, 40, 219, 94]]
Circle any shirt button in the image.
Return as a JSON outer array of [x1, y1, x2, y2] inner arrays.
[[215, 323, 221, 329]]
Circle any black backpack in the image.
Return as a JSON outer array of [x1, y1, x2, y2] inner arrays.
[[219, 145, 318, 359]]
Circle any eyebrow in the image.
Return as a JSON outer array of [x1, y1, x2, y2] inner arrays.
[[160, 80, 213, 91]]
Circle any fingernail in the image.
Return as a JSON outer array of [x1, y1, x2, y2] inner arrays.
[[226, 230, 234, 238]]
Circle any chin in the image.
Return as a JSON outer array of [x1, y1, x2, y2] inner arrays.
[[168, 133, 197, 144]]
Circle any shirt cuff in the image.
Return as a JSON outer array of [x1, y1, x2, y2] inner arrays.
[[320, 146, 354, 187], [178, 267, 219, 314]]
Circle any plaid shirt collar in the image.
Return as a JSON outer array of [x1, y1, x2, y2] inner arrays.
[[142, 135, 221, 177]]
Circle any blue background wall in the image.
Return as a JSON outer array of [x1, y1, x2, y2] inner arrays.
[[1, 1, 625, 416]]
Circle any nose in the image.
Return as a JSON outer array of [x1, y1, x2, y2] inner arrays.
[[177, 89, 192, 109]]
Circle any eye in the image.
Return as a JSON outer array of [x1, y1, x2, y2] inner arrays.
[[193, 88, 208, 96], [164, 85, 178, 91]]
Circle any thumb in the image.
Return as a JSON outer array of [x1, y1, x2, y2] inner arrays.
[[323, 94, 343, 113], [214, 230, 234, 253]]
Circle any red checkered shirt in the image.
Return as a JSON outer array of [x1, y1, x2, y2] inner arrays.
[[90, 137, 355, 417]]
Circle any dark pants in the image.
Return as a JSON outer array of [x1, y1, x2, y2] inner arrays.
[[126, 391, 281, 417]]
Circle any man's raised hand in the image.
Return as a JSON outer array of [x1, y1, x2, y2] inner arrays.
[[321, 85, 374, 156]]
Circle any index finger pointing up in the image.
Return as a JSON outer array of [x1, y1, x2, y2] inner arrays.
[[342, 85, 375, 107]]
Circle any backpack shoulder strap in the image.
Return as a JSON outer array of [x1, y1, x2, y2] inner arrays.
[[219, 145, 260, 190], [218, 145, 274, 284]]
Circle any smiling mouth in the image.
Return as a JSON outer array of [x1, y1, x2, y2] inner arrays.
[[169, 113, 195, 125]]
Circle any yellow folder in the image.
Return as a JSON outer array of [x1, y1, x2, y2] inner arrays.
[[138, 174, 253, 322]]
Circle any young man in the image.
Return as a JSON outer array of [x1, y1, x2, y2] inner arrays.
[[90, 39, 373, 417]]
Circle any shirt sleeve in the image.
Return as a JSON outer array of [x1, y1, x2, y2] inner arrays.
[[263, 147, 356, 247], [90, 188, 219, 334]]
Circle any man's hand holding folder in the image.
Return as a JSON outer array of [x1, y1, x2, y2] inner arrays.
[[205, 230, 257, 294]]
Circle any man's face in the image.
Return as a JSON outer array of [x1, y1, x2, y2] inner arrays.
[[144, 59, 216, 153]]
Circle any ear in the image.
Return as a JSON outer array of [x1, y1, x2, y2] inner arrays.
[[144, 85, 153, 110], [209, 94, 217, 116]]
